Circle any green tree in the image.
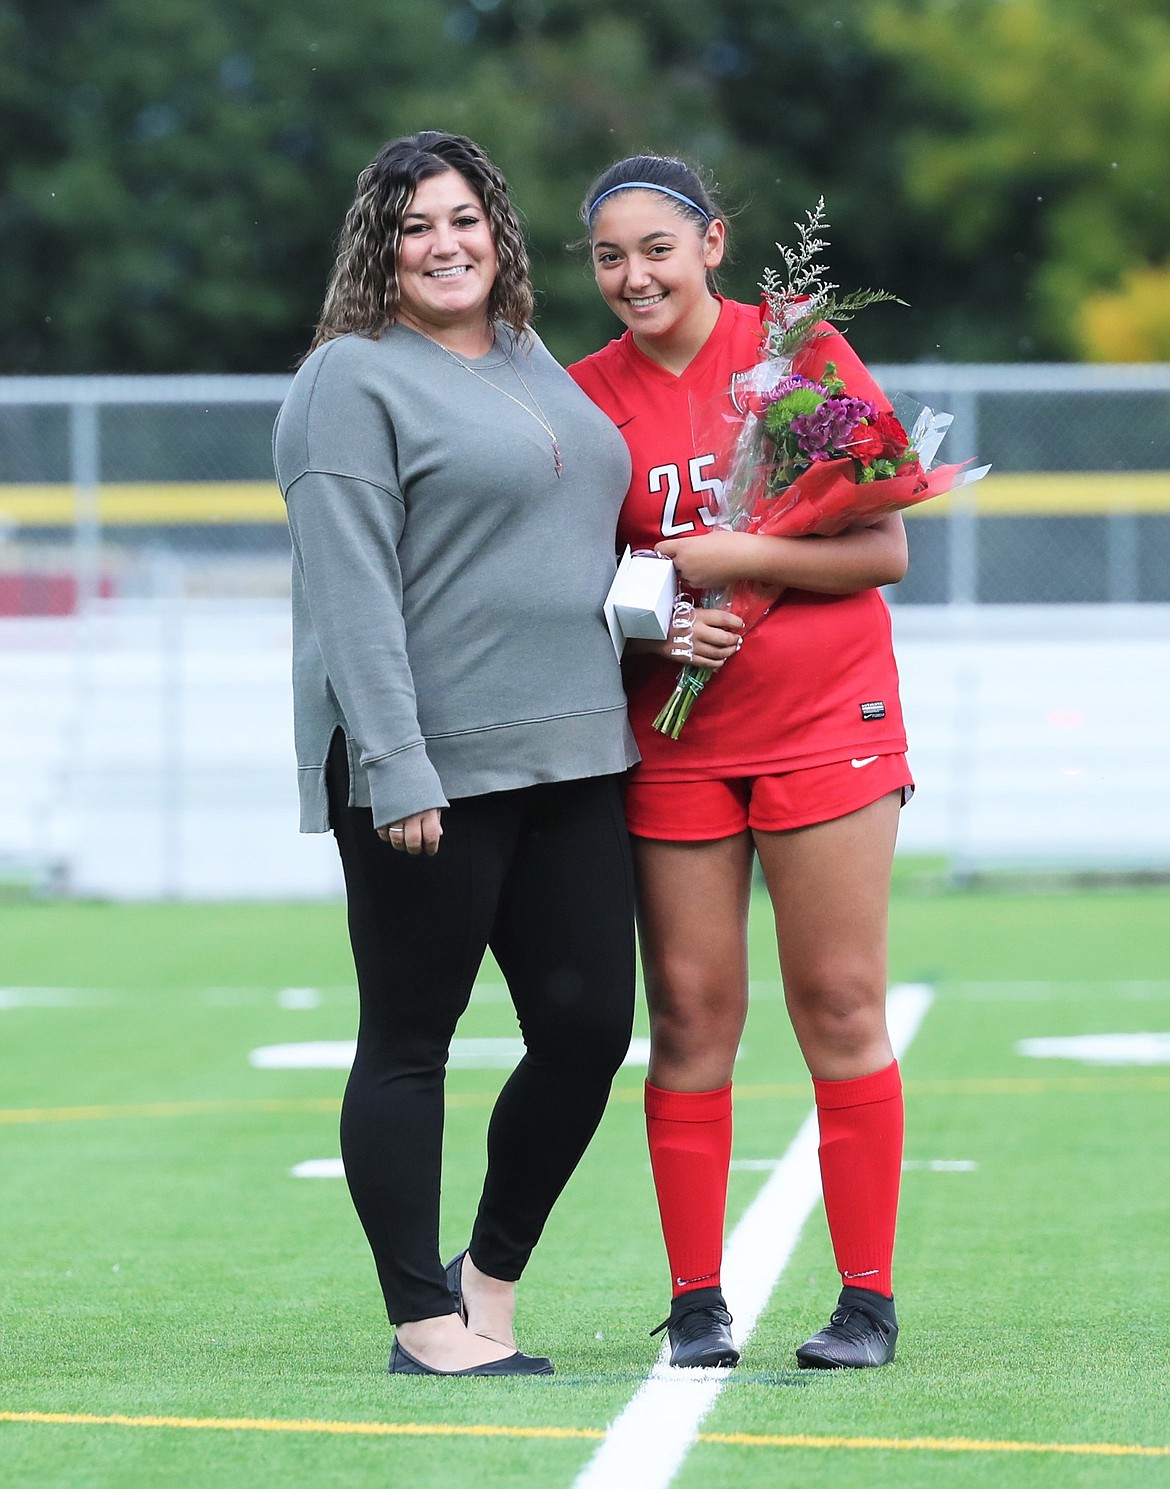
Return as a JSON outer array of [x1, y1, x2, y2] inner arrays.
[[3, 0, 1168, 371], [1, 0, 470, 370], [865, 0, 1170, 357]]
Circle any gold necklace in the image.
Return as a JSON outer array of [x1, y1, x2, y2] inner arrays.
[[430, 339, 563, 479]]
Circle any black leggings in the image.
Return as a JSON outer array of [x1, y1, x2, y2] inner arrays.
[[326, 737, 636, 1325]]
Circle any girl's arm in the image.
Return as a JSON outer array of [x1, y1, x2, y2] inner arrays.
[[657, 513, 908, 596]]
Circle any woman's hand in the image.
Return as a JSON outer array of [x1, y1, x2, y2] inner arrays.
[[660, 604, 743, 669], [686, 609, 744, 668], [625, 604, 744, 669], [377, 809, 443, 856]]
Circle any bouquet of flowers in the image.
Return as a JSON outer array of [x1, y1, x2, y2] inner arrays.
[[653, 201, 989, 739]]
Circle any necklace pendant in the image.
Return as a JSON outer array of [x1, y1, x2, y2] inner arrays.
[[553, 440, 563, 479]]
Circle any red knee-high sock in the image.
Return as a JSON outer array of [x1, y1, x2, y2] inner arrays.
[[812, 1060, 903, 1298], [644, 1081, 732, 1298]]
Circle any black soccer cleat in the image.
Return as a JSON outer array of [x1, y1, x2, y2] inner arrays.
[[650, 1286, 740, 1369], [795, 1286, 898, 1369]]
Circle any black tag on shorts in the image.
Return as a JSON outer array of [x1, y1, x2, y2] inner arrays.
[[860, 700, 886, 721]]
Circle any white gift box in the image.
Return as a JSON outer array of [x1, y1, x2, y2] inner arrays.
[[604, 546, 677, 657]]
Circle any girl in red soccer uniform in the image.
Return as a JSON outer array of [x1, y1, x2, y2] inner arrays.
[[569, 156, 913, 1371]]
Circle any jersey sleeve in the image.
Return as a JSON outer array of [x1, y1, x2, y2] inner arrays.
[[567, 343, 631, 425]]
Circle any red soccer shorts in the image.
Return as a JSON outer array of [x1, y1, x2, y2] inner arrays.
[[624, 753, 914, 841]]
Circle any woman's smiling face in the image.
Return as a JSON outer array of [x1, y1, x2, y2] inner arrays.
[[589, 190, 725, 348], [395, 169, 499, 337]]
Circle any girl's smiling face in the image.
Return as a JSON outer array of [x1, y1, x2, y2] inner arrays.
[[589, 190, 725, 351]]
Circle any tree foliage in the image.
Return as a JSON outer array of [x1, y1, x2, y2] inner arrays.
[[1080, 268, 1170, 362], [1, 0, 1167, 372], [865, 0, 1170, 357]]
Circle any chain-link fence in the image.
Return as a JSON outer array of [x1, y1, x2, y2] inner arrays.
[[4, 366, 1168, 614], [874, 364, 1170, 605], [1, 367, 1168, 896]]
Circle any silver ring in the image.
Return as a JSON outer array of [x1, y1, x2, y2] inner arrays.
[[388, 827, 405, 836]]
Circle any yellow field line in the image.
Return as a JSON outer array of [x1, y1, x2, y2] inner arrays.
[[0, 1410, 600, 1442], [700, 1429, 1170, 1458], [3, 1075, 1168, 1126], [737, 1075, 1170, 1099], [1, 1410, 1165, 1458], [2, 472, 1170, 525], [0, 482, 284, 525], [622, 1074, 1170, 1101], [906, 470, 1170, 516]]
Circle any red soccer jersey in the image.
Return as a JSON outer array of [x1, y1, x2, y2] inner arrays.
[[569, 297, 907, 781]]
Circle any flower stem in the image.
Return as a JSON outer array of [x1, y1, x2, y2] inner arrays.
[[652, 666, 711, 739]]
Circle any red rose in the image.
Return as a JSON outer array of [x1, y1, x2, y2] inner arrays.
[[844, 420, 885, 462], [874, 410, 910, 460]]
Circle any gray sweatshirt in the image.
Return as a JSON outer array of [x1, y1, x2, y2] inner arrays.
[[273, 322, 638, 832]]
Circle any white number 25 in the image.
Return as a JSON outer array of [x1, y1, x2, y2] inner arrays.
[[648, 455, 724, 537]]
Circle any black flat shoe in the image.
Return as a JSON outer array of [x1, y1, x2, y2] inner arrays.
[[444, 1250, 468, 1322], [388, 1337, 553, 1376], [795, 1286, 898, 1369], [650, 1286, 740, 1369]]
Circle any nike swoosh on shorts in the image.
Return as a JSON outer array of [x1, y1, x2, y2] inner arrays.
[[851, 756, 880, 768]]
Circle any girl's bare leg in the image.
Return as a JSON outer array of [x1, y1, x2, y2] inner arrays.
[[634, 832, 755, 1089], [753, 792, 901, 1080]]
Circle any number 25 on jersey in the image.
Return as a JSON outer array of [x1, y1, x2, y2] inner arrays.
[[649, 454, 724, 538]]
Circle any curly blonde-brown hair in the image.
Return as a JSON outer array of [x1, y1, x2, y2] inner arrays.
[[306, 131, 534, 356]]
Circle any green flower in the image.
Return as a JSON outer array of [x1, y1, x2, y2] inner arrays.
[[764, 385, 823, 432]]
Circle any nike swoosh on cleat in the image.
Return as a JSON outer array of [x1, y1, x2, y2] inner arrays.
[[850, 757, 880, 768]]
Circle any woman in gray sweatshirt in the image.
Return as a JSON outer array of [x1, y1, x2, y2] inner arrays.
[[273, 131, 638, 1377]]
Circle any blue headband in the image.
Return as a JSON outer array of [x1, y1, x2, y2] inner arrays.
[[587, 181, 711, 223]]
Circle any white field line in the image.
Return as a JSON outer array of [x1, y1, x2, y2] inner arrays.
[[0, 987, 114, 1008], [572, 982, 935, 1489], [250, 1036, 654, 1072]]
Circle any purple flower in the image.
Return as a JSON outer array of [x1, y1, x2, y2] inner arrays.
[[758, 373, 823, 409], [789, 395, 876, 462]]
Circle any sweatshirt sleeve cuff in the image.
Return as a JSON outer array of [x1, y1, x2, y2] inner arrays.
[[364, 743, 450, 828]]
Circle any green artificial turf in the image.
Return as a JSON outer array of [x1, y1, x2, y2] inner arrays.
[[1, 875, 1168, 1488]]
